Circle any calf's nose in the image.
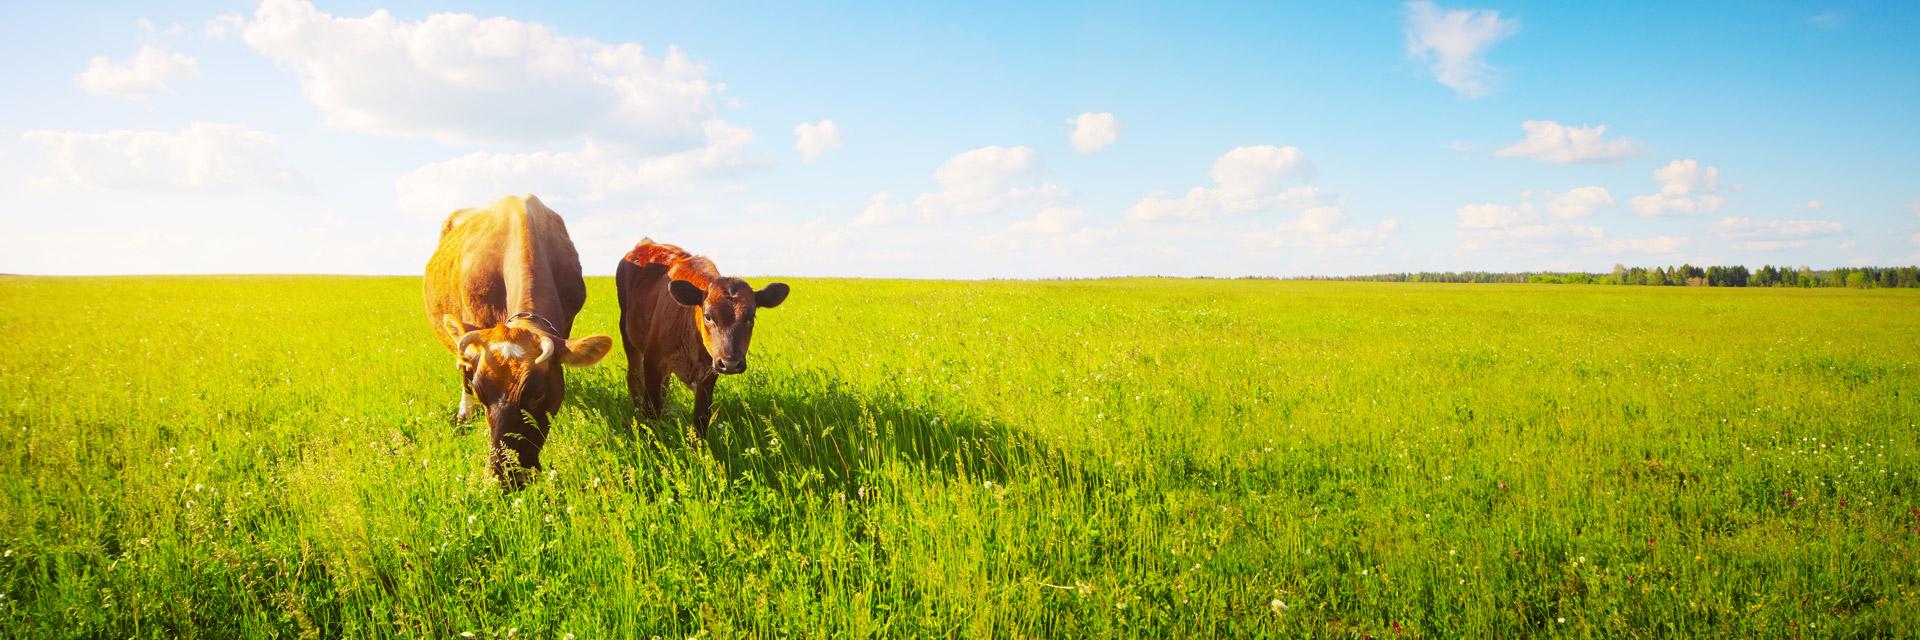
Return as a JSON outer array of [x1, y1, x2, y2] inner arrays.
[[716, 358, 747, 374]]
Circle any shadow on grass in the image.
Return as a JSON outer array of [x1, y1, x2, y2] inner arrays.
[[559, 366, 1059, 494]]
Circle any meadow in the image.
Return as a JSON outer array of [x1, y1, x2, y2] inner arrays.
[[0, 275, 1915, 638]]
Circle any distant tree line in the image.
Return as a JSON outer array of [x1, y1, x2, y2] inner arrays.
[[1288, 264, 1920, 288]]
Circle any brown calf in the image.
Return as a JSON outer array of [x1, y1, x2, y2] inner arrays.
[[615, 239, 789, 435], [424, 195, 612, 487]]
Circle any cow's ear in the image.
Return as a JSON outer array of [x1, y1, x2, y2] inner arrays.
[[755, 283, 790, 309], [669, 280, 706, 306], [562, 335, 613, 367], [443, 315, 481, 340]]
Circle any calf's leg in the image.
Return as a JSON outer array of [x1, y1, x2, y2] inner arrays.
[[642, 360, 667, 419], [692, 375, 716, 439]]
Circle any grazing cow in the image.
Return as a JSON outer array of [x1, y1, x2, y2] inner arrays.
[[423, 194, 612, 487], [615, 239, 789, 435]]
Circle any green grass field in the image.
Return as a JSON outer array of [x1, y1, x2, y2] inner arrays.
[[1, 276, 1916, 638]]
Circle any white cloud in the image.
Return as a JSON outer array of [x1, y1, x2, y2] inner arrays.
[[850, 191, 914, 228], [1495, 121, 1648, 164], [206, 12, 245, 39], [914, 145, 1067, 217], [1457, 202, 1537, 229], [394, 120, 764, 215], [1275, 206, 1349, 234], [794, 119, 843, 162], [1461, 187, 1614, 233], [75, 45, 199, 100], [1535, 186, 1616, 219], [23, 122, 301, 193], [137, 18, 186, 36], [1067, 112, 1121, 156], [1124, 145, 1326, 222], [242, 0, 730, 153], [1629, 159, 1726, 217], [1403, 0, 1520, 97], [1842, 240, 1858, 251], [1705, 216, 1844, 240], [1905, 200, 1920, 216], [1795, 200, 1823, 209]]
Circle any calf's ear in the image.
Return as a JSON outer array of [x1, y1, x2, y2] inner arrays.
[[443, 315, 481, 340], [562, 335, 613, 367], [669, 280, 707, 306], [755, 283, 790, 309]]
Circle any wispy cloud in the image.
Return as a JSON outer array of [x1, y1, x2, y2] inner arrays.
[[1403, 1, 1520, 97]]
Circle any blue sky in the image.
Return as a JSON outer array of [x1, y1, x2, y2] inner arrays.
[[2, 0, 1916, 277]]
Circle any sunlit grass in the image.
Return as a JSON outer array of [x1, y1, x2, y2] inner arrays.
[[1, 276, 1915, 637]]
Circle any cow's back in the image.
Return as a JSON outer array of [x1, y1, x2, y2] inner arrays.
[[425, 195, 586, 354]]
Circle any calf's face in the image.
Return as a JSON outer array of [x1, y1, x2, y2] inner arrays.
[[670, 278, 789, 375], [444, 316, 611, 482]]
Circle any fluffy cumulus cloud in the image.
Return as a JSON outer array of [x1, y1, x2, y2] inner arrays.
[[75, 45, 199, 100], [1067, 112, 1121, 155], [1403, 0, 1520, 97], [22, 122, 301, 193], [1124, 145, 1326, 222], [1495, 121, 1648, 164], [1706, 216, 1844, 250], [205, 12, 245, 39], [1455, 188, 1615, 230], [395, 120, 764, 215], [1008, 207, 1088, 235], [913, 145, 1068, 217], [238, 0, 770, 212], [1629, 159, 1726, 217], [1453, 195, 1681, 257], [850, 191, 914, 228], [793, 119, 844, 162], [242, 0, 728, 153], [1526, 186, 1616, 219]]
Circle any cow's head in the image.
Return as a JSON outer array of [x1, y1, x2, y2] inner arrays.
[[443, 315, 611, 483], [669, 277, 789, 375]]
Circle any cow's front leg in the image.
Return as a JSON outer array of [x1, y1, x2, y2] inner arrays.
[[692, 375, 716, 439], [456, 373, 477, 423], [641, 360, 667, 419]]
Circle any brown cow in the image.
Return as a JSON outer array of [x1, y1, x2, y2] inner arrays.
[[615, 239, 789, 435], [424, 194, 612, 487]]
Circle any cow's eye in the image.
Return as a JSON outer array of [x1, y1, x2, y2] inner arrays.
[[704, 313, 714, 324]]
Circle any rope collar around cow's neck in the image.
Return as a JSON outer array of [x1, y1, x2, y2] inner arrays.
[[506, 311, 560, 336]]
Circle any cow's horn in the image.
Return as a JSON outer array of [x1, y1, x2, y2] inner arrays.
[[456, 330, 487, 365], [534, 335, 556, 365]]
